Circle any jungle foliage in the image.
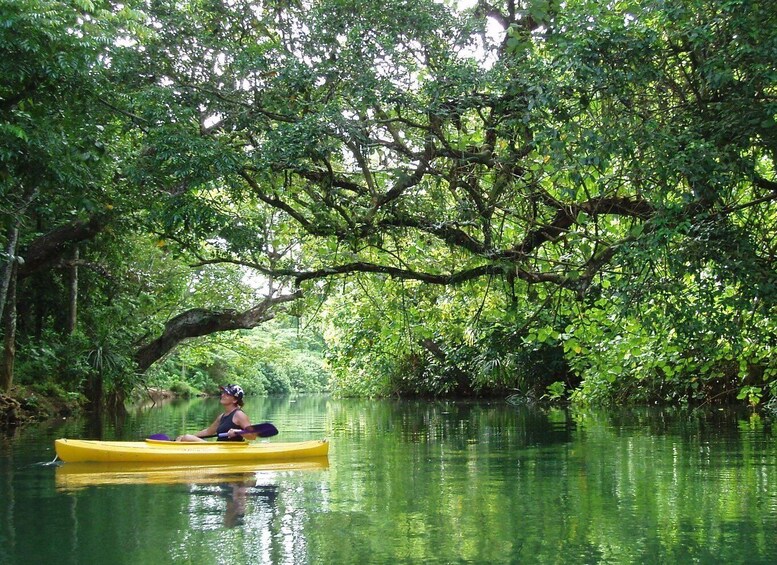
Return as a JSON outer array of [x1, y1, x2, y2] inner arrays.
[[1, 0, 775, 408]]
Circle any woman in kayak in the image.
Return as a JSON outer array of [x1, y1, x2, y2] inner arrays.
[[176, 384, 257, 442]]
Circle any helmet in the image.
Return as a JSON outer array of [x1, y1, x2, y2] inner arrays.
[[219, 384, 244, 401]]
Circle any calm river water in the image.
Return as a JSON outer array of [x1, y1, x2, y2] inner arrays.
[[1, 395, 777, 564]]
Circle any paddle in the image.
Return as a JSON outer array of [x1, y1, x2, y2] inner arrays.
[[148, 422, 279, 442]]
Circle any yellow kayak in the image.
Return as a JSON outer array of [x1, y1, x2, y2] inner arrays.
[[55, 458, 329, 491], [55, 438, 329, 463]]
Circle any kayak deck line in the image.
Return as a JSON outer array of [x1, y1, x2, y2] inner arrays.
[[55, 438, 329, 463], [144, 438, 251, 447]]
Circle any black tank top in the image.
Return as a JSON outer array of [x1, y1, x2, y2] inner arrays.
[[216, 409, 245, 442]]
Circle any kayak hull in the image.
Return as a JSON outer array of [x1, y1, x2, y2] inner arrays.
[[55, 438, 329, 463]]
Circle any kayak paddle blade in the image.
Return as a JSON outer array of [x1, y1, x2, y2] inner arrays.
[[214, 422, 279, 440], [246, 422, 279, 437]]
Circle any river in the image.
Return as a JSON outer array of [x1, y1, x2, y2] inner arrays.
[[1, 395, 776, 564]]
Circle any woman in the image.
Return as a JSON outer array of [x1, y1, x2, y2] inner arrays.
[[176, 384, 257, 442]]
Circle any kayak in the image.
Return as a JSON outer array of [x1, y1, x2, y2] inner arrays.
[[55, 459, 329, 491], [54, 438, 329, 463]]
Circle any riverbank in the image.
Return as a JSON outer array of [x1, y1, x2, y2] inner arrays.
[[1, 385, 212, 428], [1, 386, 83, 427]]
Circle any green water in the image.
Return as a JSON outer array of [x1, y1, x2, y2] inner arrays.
[[1, 395, 777, 564]]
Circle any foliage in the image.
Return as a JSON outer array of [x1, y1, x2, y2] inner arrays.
[[1, 0, 775, 407], [144, 316, 330, 396], [321, 274, 572, 397]]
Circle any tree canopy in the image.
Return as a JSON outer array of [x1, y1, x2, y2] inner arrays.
[[1, 0, 775, 408]]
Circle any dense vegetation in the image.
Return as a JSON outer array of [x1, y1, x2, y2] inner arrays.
[[1, 0, 775, 415]]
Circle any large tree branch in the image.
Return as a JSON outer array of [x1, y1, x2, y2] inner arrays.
[[134, 291, 302, 373], [18, 213, 111, 279], [191, 195, 657, 295], [503, 196, 654, 259]]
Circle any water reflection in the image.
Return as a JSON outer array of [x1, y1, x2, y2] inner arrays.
[[224, 483, 248, 527], [186, 479, 279, 529], [54, 459, 329, 490], [2, 398, 777, 563]]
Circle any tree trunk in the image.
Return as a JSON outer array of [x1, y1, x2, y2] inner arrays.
[[134, 291, 302, 372], [1, 262, 18, 392], [66, 247, 79, 335], [0, 224, 19, 326], [0, 188, 36, 322], [86, 363, 103, 411]]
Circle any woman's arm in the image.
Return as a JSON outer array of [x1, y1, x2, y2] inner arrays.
[[228, 410, 257, 440]]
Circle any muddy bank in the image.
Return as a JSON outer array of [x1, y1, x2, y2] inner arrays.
[[1, 389, 81, 427]]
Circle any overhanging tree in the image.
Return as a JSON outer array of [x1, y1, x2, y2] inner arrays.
[[3, 0, 774, 403], [114, 0, 774, 399]]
